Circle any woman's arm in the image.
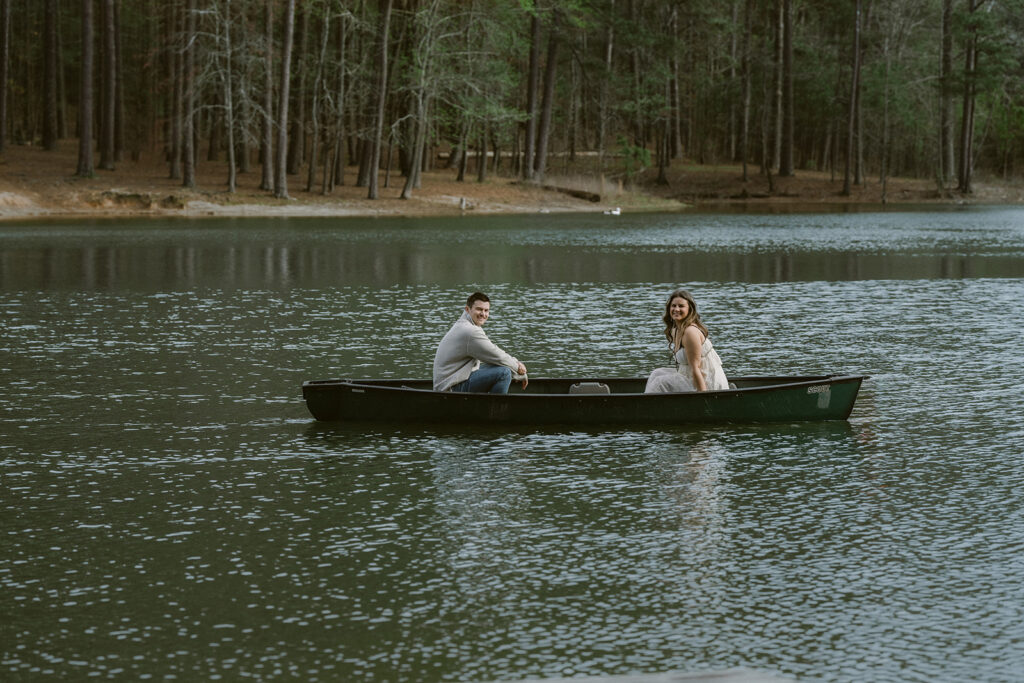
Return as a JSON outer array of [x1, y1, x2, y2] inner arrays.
[[682, 326, 707, 391]]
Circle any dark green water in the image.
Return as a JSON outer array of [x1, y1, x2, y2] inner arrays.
[[2, 209, 1023, 681]]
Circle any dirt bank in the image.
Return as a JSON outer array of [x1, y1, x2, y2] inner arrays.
[[2, 140, 1021, 222]]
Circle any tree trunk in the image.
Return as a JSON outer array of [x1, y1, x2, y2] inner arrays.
[[598, 2, 613, 164], [236, 97, 250, 174], [771, 0, 782, 171], [490, 130, 500, 174], [356, 137, 372, 186], [670, 3, 682, 158], [957, 0, 982, 194], [534, 14, 559, 183], [57, 4, 68, 140], [728, 0, 739, 161], [99, 0, 116, 170], [655, 113, 669, 185], [628, 0, 642, 146], [761, 68, 775, 193], [0, 0, 10, 155], [274, 0, 296, 198], [169, 1, 182, 179], [260, 0, 274, 191], [740, 0, 753, 181], [383, 136, 393, 188], [477, 126, 488, 183], [456, 125, 468, 182], [523, 12, 541, 180], [880, 27, 893, 202], [567, 54, 578, 164], [17, 0, 34, 146], [287, 5, 308, 175], [75, 0, 94, 176], [400, 95, 426, 199], [223, 0, 236, 193], [306, 11, 330, 193], [779, 0, 794, 176], [939, 0, 954, 189], [367, 0, 392, 199], [842, 0, 862, 196], [182, 0, 196, 188], [114, 0, 124, 161], [207, 96, 221, 161], [42, 0, 58, 150], [329, 11, 347, 191], [400, 0, 443, 199], [830, 38, 843, 180]]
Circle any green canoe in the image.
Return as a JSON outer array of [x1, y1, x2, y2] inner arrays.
[[301, 374, 868, 425]]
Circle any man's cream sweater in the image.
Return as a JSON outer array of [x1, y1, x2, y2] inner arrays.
[[432, 311, 522, 391]]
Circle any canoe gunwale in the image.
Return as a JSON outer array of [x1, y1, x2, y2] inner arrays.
[[301, 374, 869, 424], [302, 374, 868, 397]]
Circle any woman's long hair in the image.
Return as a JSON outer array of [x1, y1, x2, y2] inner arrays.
[[662, 289, 709, 347]]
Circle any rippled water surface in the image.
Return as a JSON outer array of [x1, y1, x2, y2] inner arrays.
[[2, 209, 1024, 682]]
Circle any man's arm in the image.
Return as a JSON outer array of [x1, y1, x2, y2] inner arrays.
[[463, 324, 519, 370]]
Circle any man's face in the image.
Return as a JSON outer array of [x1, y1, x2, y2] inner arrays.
[[466, 301, 490, 326]]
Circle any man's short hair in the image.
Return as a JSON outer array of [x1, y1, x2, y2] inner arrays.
[[466, 291, 490, 308]]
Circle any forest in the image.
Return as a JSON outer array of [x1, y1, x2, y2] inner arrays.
[[1, 0, 1023, 202]]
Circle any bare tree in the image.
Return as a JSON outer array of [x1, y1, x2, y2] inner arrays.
[[76, 0, 94, 176], [326, 8, 349, 193], [740, 0, 753, 181], [842, 0, 862, 197], [597, 0, 614, 164], [182, 0, 196, 188], [669, 2, 682, 159], [43, 0, 58, 150], [367, 0, 392, 199], [223, 0, 237, 192], [939, 0, 955, 190], [523, 10, 541, 180], [306, 6, 331, 193], [287, 5, 309, 176], [260, 0, 274, 191], [0, 0, 8, 155], [99, 0, 116, 170], [779, 0, 794, 176], [958, 0, 987, 194], [400, 0, 443, 200], [275, 0, 297, 199], [534, 12, 560, 182], [169, 0, 182, 179], [113, 0, 125, 161]]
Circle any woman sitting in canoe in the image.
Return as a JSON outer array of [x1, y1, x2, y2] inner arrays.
[[644, 289, 729, 393]]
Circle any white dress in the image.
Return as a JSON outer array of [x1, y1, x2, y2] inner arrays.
[[644, 336, 729, 393]]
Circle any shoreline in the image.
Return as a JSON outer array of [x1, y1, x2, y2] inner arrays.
[[3, 141, 1022, 223]]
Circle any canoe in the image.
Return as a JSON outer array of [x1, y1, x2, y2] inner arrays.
[[301, 374, 868, 425]]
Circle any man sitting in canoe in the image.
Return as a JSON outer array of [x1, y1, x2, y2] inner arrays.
[[433, 292, 528, 393]]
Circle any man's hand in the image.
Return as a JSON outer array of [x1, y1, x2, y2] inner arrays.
[[517, 362, 528, 389]]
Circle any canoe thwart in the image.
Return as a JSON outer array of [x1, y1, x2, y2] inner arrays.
[[568, 381, 611, 394]]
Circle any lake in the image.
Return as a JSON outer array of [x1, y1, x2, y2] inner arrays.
[[2, 208, 1023, 682]]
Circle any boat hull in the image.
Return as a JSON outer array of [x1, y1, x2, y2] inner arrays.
[[301, 375, 867, 425]]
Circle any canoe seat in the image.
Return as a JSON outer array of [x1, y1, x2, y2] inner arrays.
[[569, 381, 611, 395]]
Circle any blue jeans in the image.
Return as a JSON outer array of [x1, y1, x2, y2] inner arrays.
[[451, 363, 513, 394]]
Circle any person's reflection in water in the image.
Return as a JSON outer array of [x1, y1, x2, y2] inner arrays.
[[647, 437, 726, 530]]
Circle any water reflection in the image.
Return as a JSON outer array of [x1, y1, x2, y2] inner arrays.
[[2, 209, 1023, 288], [3, 241, 1021, 289]]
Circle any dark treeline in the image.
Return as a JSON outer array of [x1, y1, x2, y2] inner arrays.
[[2, 0, 1022, 199]]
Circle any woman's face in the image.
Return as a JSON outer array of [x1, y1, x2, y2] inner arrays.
[[669, 296, 690, 323]]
